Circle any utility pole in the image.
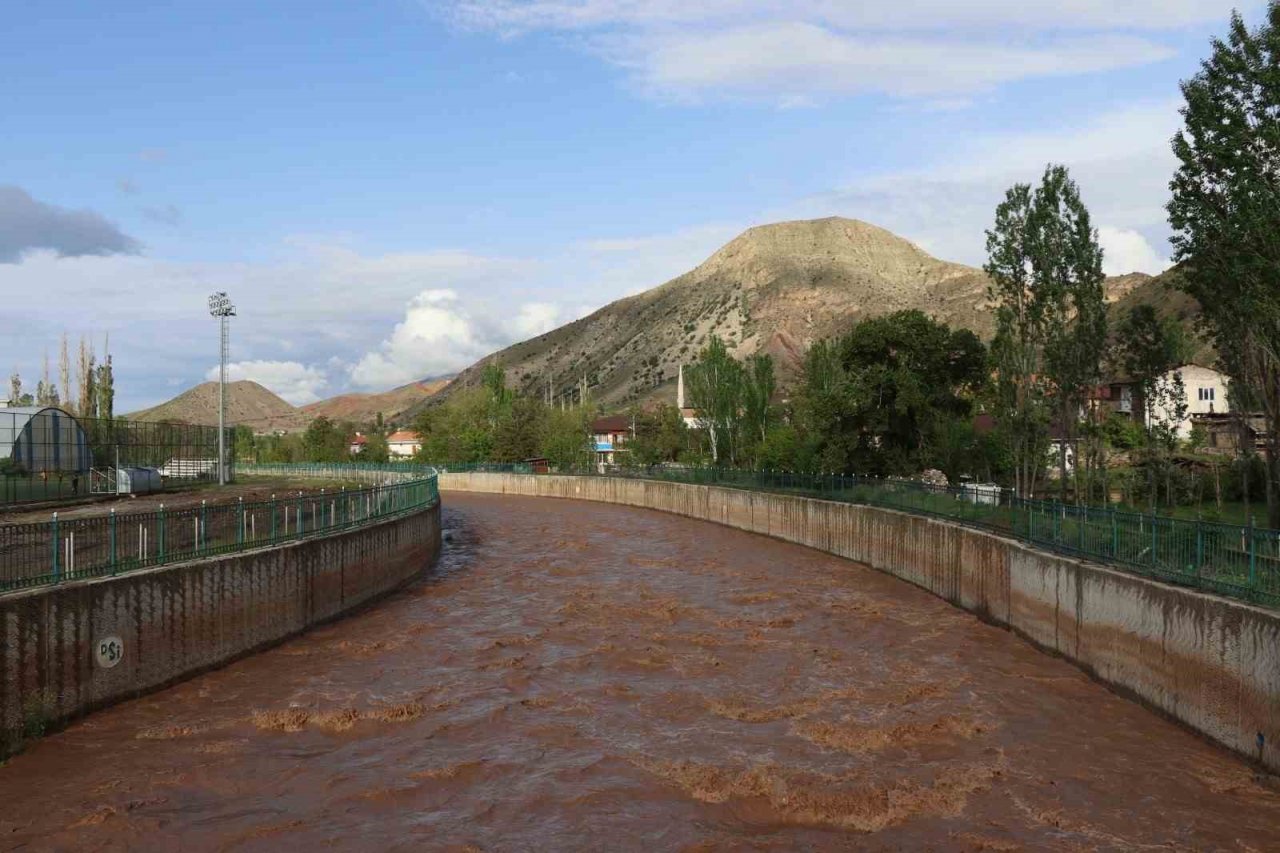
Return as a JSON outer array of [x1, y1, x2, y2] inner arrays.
[[207, 292, 236, 485]]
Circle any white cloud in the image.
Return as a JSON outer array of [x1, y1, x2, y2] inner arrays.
[[447, 0, 1240, 103], [512, 302, 564, 338], [449, 1, 1237, 32], [781, 100, 1181, 267], [348, 290, 588, 389], [349, 290, 489, 388], [0, 245, 540, 413], [1098, 227, 1171, 276], [206, 360, 330, 405], [605, 25, 1173, 101]]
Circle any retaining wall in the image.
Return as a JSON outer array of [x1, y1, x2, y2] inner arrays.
[[0, 501, 441, 749], [441, 472, 1280, 771]]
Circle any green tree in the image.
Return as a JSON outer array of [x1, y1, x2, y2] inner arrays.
[[1035, 166, 1108, 502], [95, 353, 115, 422], [684, 336, 746, 464], [302, 416, 350, 463], [540, 405, 591, 469], [233, 424, 256, 462], [797, 311, 987, 476], [494, 395, 546, 462], [986, 165, 1103, 497], [1118, 305, 1191, 508], [742, 354, 776, 446], [1168, 4, 1280, 526], [363, 432, 390, 463], [628, 404, 690, 466], [414, 388, 496, 462]]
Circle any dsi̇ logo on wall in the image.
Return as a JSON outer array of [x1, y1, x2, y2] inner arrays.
[[95, 636, 124, 669]]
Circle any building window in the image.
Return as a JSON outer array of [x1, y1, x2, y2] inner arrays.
[[1198, 387, 1216, 402]]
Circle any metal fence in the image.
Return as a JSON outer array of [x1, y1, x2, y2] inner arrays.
[[0, 469, 439, 591], [417, 462, 1280, 608], [0, 410, 234, 507]]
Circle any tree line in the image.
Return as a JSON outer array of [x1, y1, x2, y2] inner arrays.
[[7, 333, 115, 421]]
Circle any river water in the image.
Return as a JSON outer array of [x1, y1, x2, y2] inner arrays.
[[1, 492, 1278, 851]]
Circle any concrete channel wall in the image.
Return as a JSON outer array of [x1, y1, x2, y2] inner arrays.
[[441, 472, 1280, 772], [0, 501, 441, 751]]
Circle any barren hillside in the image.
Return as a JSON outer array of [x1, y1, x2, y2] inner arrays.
[[432, 217, 1158, 413], [128, 380, 307, 432], [302, 379, 449, 425]]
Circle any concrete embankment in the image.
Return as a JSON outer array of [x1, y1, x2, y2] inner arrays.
[[0, 501, 441, 752], [440, 472, 1280, 772]]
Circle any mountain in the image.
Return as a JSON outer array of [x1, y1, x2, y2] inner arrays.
[[1106, 265, 1214, 365], [129, 380, 307, 432], [302, 378, 449, 425], [430, 217, 1156, 412]]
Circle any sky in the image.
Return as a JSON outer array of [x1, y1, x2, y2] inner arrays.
[[0, 0, 1265, 412]]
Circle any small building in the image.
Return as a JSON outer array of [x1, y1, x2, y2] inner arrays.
[[676, 365, 704, 429], [1190, 412, 1267, 453], [115, 466, 162, 495], [349, 433, 368, 455], [1106, 364, 1231, 440], [386, 430, 421, 458], [0, 406, 93, 474], [591, 415, 632, 466], [522, 456, 551, 474]]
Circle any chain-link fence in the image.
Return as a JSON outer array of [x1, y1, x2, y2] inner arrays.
[[0, 409, 235, 507]]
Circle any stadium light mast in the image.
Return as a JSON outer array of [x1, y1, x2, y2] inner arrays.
[[207, 291, 236, 485]]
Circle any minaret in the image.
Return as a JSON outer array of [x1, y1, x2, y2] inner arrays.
[[677, 364, 685, 410]]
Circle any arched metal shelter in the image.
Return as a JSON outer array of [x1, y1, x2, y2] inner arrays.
[[0, 406, 93, 474]]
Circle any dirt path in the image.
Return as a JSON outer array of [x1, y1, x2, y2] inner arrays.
[[0, 492, 1277, 850]]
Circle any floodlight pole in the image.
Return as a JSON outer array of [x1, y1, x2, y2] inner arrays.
[[208, 292, 236, 486]]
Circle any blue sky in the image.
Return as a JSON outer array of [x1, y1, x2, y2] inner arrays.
[[0, 1, 1265, 411]]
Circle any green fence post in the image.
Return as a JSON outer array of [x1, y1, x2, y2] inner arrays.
[[238, 497, 245, 547], [1195, 515, 1204, 577], [1249, 514, 1258, 592], [1150, 509, 1157, 572], [200, 500, 207, 554], [270, 494, 277, 541], [297, 491, 304, 538], [159, 504, 166, 562], [110, 508, 117, 574], [1111, 506, 1118, 558], [51, 511, 60, 582]]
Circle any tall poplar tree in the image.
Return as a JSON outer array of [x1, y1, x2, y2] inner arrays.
[[1168, 4, 1280, 526], [685, 336, 745, 464], [986, 165, 1106, 498]]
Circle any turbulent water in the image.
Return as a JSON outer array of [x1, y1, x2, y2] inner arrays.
[[1, 492, 1278, 851]]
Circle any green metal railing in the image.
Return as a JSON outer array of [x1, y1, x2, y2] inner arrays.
[[428, 462, 1280, 607], [0, 465, 439, 592]]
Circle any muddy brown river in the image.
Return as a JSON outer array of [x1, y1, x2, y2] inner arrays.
[[2, 492, 1279, 851]]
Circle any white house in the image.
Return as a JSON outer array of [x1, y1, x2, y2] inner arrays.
[[386, 429, 421, 458], [1150, 364, 1230, 439]]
